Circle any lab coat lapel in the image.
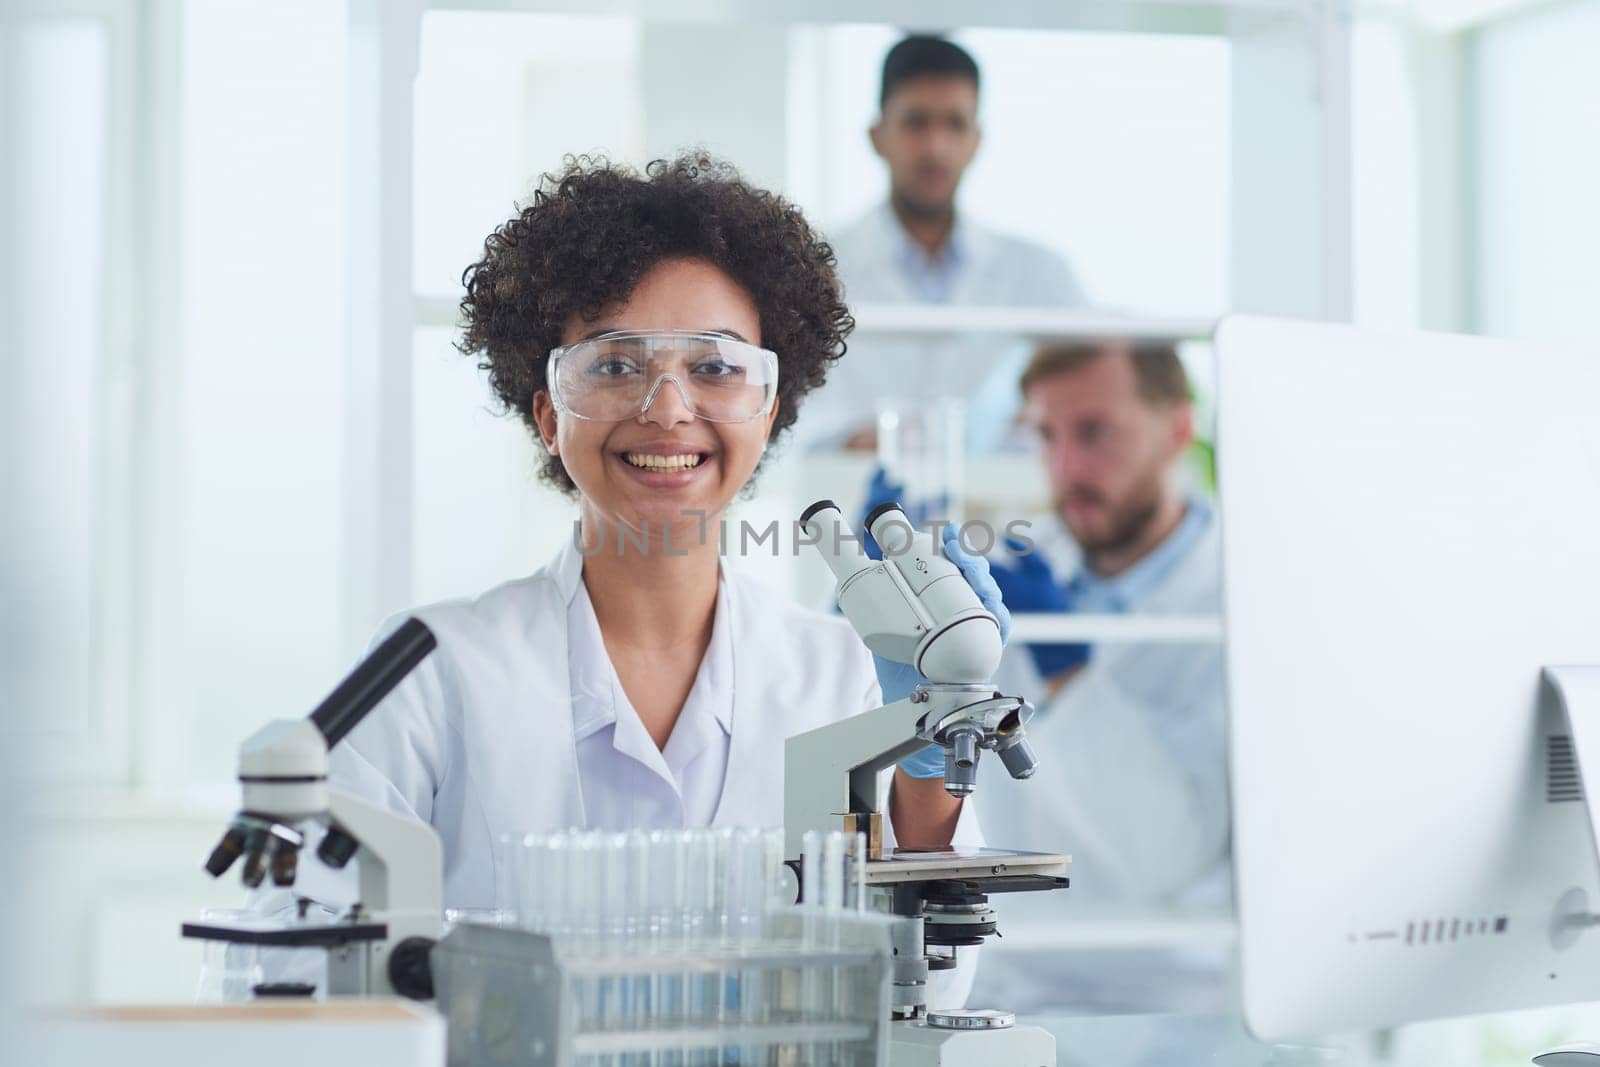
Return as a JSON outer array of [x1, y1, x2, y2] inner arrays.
[[513, 539, 589, 830], [709, 569, 772, 829], [858, 203, 925, 305]]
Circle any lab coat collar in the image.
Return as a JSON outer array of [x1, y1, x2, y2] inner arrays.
[[876, 200, 970, 257], [1027, 494, 1221, 615], [866, 200, 1008, 309], [567, 573, 736, 747], [885, 204, 968, 270], [560, 531, 736, 734], [708, 565, 765, 827], [551, 532, 586, 605], [699, 575, 736, 734], [537, 534, 769, 828], [1065, 497, 1215, 612]]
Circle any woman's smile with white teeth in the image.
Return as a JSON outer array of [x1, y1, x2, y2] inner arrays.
[[624, 452, 705, 470]]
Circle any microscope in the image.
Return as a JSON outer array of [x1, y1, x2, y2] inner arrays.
[[183, 619, 446, 999], [787, 499, 1071, 1066]]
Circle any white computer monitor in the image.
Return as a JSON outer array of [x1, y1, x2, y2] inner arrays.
[[1215, 315, 1600, 1041]]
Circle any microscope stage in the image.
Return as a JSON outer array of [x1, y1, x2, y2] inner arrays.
[[864, 847, 1069, 884]]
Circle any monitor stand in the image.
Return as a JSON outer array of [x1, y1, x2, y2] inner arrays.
[[1534, 667, 1600, 1066]]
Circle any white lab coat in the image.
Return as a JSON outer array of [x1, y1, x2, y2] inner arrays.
[[796, 204, 1087, 453], [262, 537, 982, 1003], [969, 512, 1231, 1018], [984, 512, 1229, 908]]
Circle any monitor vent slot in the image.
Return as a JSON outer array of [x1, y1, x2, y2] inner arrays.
[[1549, 734, 1584, 804], [1400, 915, 1504, 945]]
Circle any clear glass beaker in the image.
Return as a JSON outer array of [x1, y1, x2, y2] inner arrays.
[[876, 397, 966, 526], [193, 908, 265, 1003]]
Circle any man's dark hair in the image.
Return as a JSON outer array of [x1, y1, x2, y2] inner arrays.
[[880, 35, 980, 110], [1021, 341, 1192, 409], [458, 151, 854, 494]]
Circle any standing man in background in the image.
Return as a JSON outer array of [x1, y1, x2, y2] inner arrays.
[[802, 34, 1088, 452]]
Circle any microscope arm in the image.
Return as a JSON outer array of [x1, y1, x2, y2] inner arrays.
[[785, 695, 928, 860], [328, 787, 442, 918]]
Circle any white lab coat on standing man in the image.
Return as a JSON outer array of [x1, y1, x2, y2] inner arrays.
[[799, 204, 1088, 453], [263, 536, 984, 1005]]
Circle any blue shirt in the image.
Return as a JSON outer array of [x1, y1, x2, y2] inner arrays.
[[1062, 497, 1214, 614], [889, 215, 970, 304]]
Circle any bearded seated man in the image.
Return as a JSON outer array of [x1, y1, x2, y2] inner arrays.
[[976, 340, 1230, 1018]]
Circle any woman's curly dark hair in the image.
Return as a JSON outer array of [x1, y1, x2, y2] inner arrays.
[[457, 151, 854, 493]]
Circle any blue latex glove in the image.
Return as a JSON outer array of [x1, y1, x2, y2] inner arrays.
[[988, 538, 1091, 680], [884, 524, 1015, 778]]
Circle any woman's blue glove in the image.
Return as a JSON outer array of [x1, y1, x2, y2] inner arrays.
[[884, 524, 1014, 778], [987, 538, 1090, 680]]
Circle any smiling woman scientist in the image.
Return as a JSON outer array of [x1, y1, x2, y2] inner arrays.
[[270, 153, 1010, 1005]]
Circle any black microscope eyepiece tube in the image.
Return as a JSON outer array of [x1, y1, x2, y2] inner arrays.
[[309, 618, 437, 749]]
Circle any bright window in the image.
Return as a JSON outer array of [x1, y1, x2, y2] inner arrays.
[[4, 17, 108, 749]]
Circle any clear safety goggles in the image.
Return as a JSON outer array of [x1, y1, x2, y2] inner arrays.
[[547, 330, 780, 424]]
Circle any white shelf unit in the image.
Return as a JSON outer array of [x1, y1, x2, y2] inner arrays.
[[850, 302, 1216, 343], [417, 289, 1220, 347], [1009, 613, 1223, 644]]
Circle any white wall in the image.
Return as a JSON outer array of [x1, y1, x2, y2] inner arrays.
[[411, 11, 644, 301], [1353, 17, 1423, 329], [6, 18, 106, 746], [16, 0, 358, 1008], [165, 0, 352, 795], [1471, 0, 1600, 344]]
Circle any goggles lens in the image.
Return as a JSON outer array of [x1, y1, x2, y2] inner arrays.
[[549, 331, 779, 424]]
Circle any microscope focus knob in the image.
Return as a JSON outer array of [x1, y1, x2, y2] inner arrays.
[[388, 936, 437, 1000]]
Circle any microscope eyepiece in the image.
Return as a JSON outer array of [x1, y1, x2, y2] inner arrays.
[[799, 499, 840, 526], [309, 617, 437, 749], [863, 500, 907, 532]]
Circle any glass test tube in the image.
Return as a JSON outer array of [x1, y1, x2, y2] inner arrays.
[[684, 830, 717, 1067], [823, 832, 850, 1067], [647, 830, 683, 1067], [629, 829, 659, 1066], [800, 829, 821, 1035]]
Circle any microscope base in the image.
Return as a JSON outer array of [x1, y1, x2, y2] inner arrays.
[[889, 1018, 1055, 1066]]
